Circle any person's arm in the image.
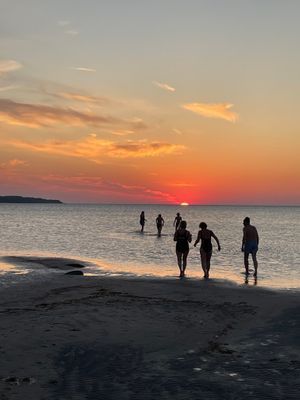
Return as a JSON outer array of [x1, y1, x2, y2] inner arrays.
[[187, 231, 192, 243], [211, 231, 221, 251], [174, 230, 178, 241], [241, 227, 246, 251], [255, 227, 259, 245], [173, 218, 176, 227], [194, 231, 201, 247], [162, 218, 165, 226]]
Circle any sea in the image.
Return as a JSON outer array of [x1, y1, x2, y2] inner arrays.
[[0, 204, 299, 290]]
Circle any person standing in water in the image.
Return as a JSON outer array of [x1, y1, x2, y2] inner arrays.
[[242, 217, 259, 277], [139, 211, 146, 232], [156, 214, 165, 237], [173, 212, 182, 232], [174, 220, 192, 277], [194, 222, 221, 279]]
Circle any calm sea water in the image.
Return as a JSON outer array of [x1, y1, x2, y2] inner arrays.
[[0, 204, 299, 289]]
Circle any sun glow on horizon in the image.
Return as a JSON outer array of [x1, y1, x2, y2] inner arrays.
[[180, 202, 189, 206]]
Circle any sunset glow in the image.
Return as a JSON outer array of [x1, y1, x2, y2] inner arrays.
[[0, 1, 299, 205]]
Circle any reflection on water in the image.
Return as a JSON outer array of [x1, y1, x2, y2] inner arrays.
[[0, 204, 299, 289]]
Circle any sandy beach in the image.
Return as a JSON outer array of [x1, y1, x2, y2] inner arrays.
[[0, 257, 299, 400]]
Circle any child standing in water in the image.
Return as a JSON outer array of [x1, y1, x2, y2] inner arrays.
[[194, 222, 221, 279]]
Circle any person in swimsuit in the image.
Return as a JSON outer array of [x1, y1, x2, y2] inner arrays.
[[139, 211, 146, 232], [242, 217, 259, 277], [173, 212, 182, 232], [194, 222, 221, 279], [156, 214, 165, 237], [174, 220, 192, 277]]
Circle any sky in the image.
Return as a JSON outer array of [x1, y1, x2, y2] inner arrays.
[[0, 0, 299, 205]]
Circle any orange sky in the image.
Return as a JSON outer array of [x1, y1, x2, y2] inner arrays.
[[0, 1, 299, 205]]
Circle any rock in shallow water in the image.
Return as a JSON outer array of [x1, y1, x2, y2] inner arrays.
[[65, 270, 84, 276]]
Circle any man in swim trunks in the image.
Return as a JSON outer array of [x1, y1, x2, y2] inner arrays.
[[242, 217, 259, 277]]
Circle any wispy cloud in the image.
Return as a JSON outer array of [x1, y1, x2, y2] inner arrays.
[[65, 30, 79, 36], [38, 174, 177, 203], [153, 81, 176, 92], [0, 85, 18, 92], [0, 60, 22, 75], [182, 102, 238, 122], [9, 135, 185, 162], [0, 159, 28, 169], [0, 98, 121, 128], [72, 67, 96, 72], [58, 20, 71, 27], [172, 128, 183, 135], [54, 91, 108, 105]]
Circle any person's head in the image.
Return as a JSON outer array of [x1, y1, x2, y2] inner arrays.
[[179, 220, 187, 229], [243, 217, 250, 226], [176, 212, 180, 216], [141, 211, 144, 215], [199, 222, 207, 229], [158, 214, 161, 217]]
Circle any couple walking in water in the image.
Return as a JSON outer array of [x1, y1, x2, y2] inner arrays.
[[174, 220, 220, 278], [174, 216, 259, 279]]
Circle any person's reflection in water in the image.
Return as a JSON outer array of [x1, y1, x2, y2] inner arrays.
[[244, 275, 258, 286]]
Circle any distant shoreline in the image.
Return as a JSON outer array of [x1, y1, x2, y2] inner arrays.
[[0, 196, 62, 204]]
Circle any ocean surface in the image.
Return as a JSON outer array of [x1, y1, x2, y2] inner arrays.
[[0, 204, 299, 289]]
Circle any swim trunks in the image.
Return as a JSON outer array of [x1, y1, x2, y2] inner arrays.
[[244, 241, 258, 254]]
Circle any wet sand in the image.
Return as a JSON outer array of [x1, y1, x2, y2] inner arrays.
[[0, 257, 299, 399]]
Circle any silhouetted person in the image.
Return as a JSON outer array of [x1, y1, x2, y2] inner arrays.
[[174, 220, 192, 278], [242, 217, 259, 276], [194, 222, 221, 279], [139, 211, 146, 232], [173, 212, 182, 232], [156, 214, 165, 237]]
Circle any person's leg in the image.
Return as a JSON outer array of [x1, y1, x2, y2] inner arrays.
[[182, 250, 189, 275], [252, 251, 258, 276], [244, 252, 250, 274], [200, 248, 207, 277], [206, 252, 212, 278], [176, 251, 183, 276]]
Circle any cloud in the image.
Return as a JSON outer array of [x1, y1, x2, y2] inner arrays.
[[172, 128, 183, 135], [153, 81, 176, 92], [65, 30, 79, 36], [0, 98, 122, 128], [0, 85, 18, 92], [182, 102, 238, 122], [9, 135, 185, 162], [72, 67, 96, 72], [54, 91, 108, 105], [0, 60, 22, 75], [0, 159, 28, 169], [58, 20, 71, 27], [38, 174, 177, 203]]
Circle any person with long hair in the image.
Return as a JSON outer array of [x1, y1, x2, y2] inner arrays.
[[194, 222, 221, 279], [174, 220, 192, 277]]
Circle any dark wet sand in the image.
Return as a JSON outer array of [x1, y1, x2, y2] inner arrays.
[[0, 257, 299, 399]]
